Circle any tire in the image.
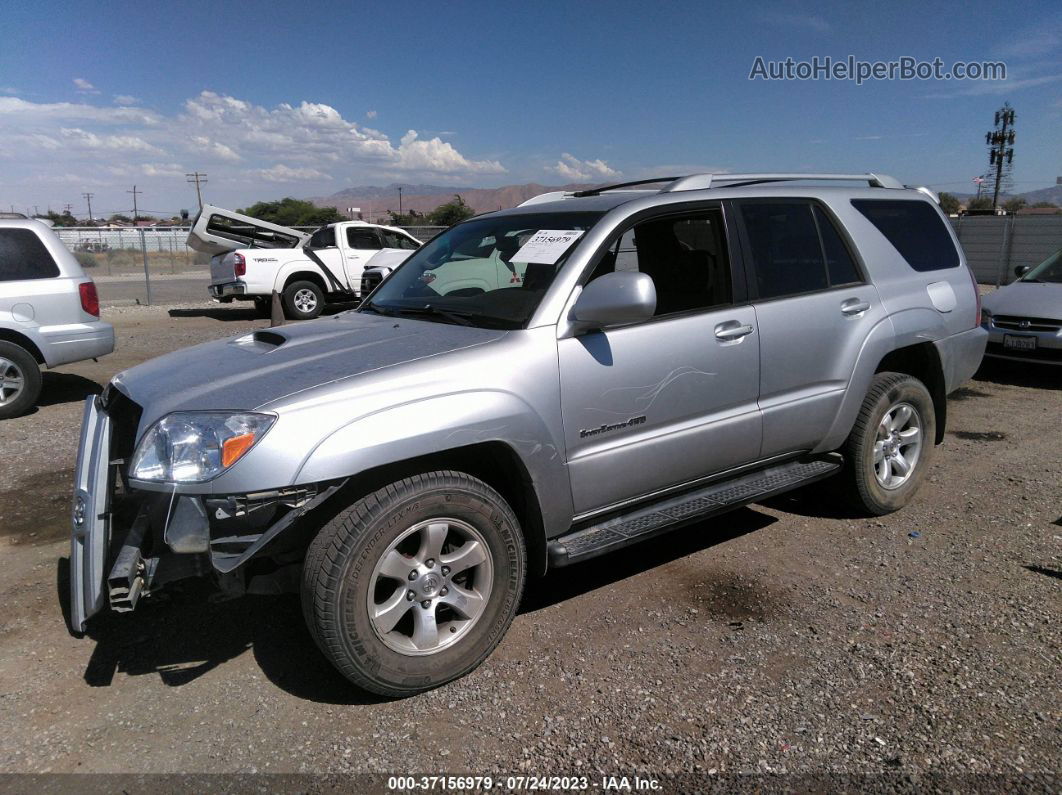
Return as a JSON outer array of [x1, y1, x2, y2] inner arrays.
[[282, 280, 325, 320], [840, 371, 936, 515], [0, 341, 42, 420], [302, 471, 525, 697]]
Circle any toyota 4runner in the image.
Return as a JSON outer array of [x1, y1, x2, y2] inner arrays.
[[70, 173, 986, 696]]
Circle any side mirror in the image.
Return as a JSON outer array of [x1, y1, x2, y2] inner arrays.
[[1014, 265, 1031, 278], [570, 271, 656, 332]]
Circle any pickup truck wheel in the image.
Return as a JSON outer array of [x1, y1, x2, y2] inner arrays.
[[0, 342, 42, 420], [840, 371, 935, 516], [283, 280, 324, 320], [302, 471, 525, 697]]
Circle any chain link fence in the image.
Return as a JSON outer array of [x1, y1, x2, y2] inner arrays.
[[54, 225, 447, 305]]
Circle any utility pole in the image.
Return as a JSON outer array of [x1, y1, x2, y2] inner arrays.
[[398, 186, 403, 215], [985, 103, 1016, 211], [82, 192, 95, 222], [185, 171, 207, 209], [63, 203, 73, 215], [128, 185, 142, 221]]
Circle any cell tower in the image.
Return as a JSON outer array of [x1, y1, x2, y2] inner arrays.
[[984, 103, 1015, 210]]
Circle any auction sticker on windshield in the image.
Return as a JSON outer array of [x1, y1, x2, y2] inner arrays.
[[512, 230, 585, 264]]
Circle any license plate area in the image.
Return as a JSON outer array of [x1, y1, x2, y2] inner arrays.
[[1003, 334, 1037, 351]]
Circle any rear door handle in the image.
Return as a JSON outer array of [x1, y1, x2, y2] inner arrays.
[[841, 298, 871, 316], [714, 321, 754, 341]]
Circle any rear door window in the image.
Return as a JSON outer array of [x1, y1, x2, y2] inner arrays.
[[0, 228, 60, 281], [738, 201, 864, 299], [850, 199, 959, 271]]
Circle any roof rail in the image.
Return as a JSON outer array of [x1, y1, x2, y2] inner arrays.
[[570, 177, 681, 198], [664, 173, 904, 192]]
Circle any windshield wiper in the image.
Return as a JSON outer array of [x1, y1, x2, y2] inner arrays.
[[391, 305, 475, 326]]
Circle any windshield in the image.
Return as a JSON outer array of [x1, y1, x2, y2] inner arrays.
[[1020, 248, 1062, 283], [360, 211, 603, 328]]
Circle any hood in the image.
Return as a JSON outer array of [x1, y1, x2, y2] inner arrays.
[[982, 281, 1062, 319], [113, 312, 506, 429]]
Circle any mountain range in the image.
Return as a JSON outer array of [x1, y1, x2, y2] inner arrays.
[[314, 180, 1060, 219]]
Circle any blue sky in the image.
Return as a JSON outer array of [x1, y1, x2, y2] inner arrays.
[[1, 0, 1059, 217]]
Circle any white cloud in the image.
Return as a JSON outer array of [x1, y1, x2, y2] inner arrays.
[[73, 77, 99, 94], [250, 164, 333, 182], [551, 153, 619, 181], [0, 90, 510, 209], [113, 95, 140, 106], [366, 109, 378, 119]]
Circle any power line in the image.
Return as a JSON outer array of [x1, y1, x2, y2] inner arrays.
[[127, 185, 143, 221], [82, 192, 94, 222], [186, 171, 207, 210]]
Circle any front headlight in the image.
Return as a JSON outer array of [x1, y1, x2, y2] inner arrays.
[[129, 412, 276, 483]]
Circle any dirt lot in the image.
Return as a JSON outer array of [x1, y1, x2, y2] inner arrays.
[[0, 300, 1058, 788]]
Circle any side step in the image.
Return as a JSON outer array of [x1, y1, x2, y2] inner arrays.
[[548, 455, 842, 568]]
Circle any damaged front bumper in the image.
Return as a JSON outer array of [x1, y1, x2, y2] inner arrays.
[[68, 395, 342, 633]]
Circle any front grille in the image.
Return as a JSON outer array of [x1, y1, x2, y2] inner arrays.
[[986, 341, 1062, 362], [993, 315, 1062, 332], [361, 271, 383, 295]]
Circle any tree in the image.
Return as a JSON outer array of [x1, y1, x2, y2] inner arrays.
[[1030, 201, 1060, 209], [238, 197, 343, 226], [427, 194, 474, 227], [938, 192, 960, 215], [387, 209, 424, 226], [108, 213, 132, 223], [1002, 197, 1026, 213], [966, 196, 993, 211], [41, 210, 78, 227]]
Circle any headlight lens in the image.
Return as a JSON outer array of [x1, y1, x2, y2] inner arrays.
[[129, 412, 276, 482]]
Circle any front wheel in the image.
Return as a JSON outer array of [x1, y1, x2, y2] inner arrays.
[[302, 471, 525, 697], [840, 371, 935, 515], [0, 341, 42, 420], [282, 280, 324, 320]]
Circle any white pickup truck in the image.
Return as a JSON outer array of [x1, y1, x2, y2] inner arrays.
[[187, 206, 421, 319]]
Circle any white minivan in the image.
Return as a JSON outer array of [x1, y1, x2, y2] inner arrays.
[[0, 217, 115, 419]]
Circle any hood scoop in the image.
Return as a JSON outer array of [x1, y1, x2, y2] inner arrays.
[[252, 330, 287, 348]]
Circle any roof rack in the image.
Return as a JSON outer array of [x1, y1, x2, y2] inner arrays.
[[663, 173, 903, 192], [517, 172, 906, 208]]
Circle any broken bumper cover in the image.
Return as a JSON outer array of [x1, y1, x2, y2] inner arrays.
[[70, 396, 112, 633]]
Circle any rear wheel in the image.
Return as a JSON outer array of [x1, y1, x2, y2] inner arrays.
[[840, 371, 935, 515], [302, 471, 525, 697], [0, 341, 42, 420], [282, 280, 324, 320]]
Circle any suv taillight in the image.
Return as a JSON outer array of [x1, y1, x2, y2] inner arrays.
[[78, 281, 99, 317], [233, 252, 246, 277]]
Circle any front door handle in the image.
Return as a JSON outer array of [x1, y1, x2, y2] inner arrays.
[[841, 298, 871, 316], [714, 321, 754, 341]]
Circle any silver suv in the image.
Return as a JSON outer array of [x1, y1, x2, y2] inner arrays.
[[0, 218, 114, 419], [69, 173, 986, 696]]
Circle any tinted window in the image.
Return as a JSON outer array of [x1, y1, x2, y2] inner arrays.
[[591, 211, 731, 316], [814, 206, 861, 285], [347, 228, 382, 250], [308, 226, 336, 248], [851, 199, 959, 271], [740, 202, 828, 299], [0, 228, 60, 281]]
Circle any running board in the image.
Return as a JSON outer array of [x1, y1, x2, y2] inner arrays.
[[547, 455, 842, 568]]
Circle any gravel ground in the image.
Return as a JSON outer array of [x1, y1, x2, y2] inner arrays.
[[0, 300, 1058, 791]]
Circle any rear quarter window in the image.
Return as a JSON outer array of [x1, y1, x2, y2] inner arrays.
[[0, 228, 61, 281], [850, 199, 959, 271]]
